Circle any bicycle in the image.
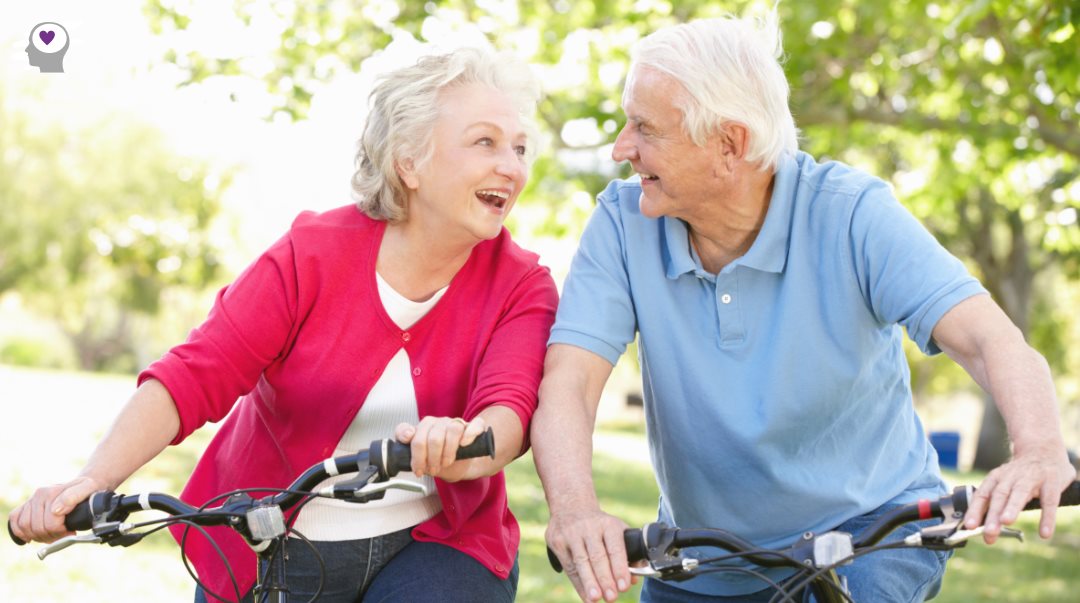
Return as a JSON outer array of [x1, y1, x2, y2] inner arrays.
[[8, 428, 497, 603], [548, 479, 1080, 602]]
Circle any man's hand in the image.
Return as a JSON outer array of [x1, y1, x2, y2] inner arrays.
[[547, 507, 634, 602], [963, 446, 1076, 543]]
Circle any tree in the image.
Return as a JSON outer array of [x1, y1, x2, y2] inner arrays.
[[0, 92, 230, 372], [144, 0, 1079, 467]]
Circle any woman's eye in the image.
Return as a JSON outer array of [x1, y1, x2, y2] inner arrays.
[[476, 137, 493, 146], [514, 145, 527, 157]]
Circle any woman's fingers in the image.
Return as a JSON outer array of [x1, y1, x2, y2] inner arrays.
[[407, 416, 485, 477]]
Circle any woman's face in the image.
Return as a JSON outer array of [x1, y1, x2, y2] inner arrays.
[[401, 83, 530, 245]]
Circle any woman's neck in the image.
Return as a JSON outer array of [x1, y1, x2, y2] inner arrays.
[[377, 221, 474, 302]]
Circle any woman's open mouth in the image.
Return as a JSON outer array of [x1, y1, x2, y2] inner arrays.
[[476, 189, 510, 210]]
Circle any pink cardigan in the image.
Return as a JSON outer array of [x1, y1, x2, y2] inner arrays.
[[139, 205, 558, 597]]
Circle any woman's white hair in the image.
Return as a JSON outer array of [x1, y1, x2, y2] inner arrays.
[[631, 10, 799, 172], [352, 47, 541, 222]]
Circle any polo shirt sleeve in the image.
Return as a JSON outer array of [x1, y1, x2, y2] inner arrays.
[[548, 184, 639, 366], [848, 181, 987, 355], [139, 231, 301, 444]]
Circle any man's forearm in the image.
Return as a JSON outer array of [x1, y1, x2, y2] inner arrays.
[[934, 295, 1067, 455], [530, 344, 615, 511]]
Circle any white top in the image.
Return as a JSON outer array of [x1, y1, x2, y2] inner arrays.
[[290, 272, 448, 541]]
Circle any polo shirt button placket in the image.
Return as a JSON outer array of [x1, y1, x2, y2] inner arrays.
[[715, 275, 745, 345]]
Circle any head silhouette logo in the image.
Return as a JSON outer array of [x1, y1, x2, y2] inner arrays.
[[27, 22, 69, 73]]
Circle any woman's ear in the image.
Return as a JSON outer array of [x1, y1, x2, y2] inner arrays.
[[396, 158, 420, 190]]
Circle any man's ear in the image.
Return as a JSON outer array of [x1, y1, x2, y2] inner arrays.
[[396, 158, 419, 190], [716, 122, 751, 170]]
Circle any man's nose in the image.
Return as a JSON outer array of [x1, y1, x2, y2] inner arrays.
[[611, 127, 637, 163]]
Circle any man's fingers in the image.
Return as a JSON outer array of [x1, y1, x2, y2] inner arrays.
[[1000, 478, 1041, 526], [603, 524, 632, 593], [964, 478, 991, 529], [585, 533, 619, 601], [1038, 483, 1060, 539], [569, 541, 602, 602]]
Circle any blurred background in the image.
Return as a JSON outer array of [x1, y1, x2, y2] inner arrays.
[[1, 0, 1077, 601]]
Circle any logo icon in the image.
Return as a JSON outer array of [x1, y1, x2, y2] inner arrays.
[[27, 22, 70, 73]]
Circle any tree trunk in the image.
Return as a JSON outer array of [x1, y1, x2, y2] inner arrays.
[[972, 395, 1011, 471]]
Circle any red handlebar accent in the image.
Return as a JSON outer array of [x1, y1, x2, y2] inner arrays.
[[917, 499, 932, 520]]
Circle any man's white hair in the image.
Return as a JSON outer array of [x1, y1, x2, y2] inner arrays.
[[632, 10, 799, 172]]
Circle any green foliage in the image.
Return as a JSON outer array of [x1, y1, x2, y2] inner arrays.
[[0, 92, 230, 372], [143, 0, 1079, 328], [0, 336, 76, 370]]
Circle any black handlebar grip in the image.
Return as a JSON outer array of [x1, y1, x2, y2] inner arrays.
[[1023, 480, 1080, 511], [455, 427, 496, 461], [63, 490, 116, 532], [624, 528, 647, 563], [64, 499, 96, 532], [547, 545, 563, 572], [7, 519, 26, 546], [380, 427, 497, 478]]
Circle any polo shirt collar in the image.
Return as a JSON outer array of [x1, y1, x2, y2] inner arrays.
[[661, 152, 797, 279]]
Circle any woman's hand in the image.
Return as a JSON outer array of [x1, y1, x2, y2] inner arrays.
[[395, 416, 488, 482], [8, 475, 109, 544]]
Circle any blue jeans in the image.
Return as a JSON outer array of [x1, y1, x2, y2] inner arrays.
[[640, 504, 951, 602], [194, 528, 518, 602]]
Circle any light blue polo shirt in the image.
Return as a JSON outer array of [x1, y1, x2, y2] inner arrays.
[[549, 151, 987, 595]]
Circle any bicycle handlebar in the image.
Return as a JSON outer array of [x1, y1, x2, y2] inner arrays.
[[546, 480, 1080, 576], [8, 428, 496, 546]]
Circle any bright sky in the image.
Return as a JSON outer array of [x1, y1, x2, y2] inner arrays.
[[0, 0, 498, 258]]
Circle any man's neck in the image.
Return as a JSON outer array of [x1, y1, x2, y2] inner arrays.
[[686, 170, 775, 274]]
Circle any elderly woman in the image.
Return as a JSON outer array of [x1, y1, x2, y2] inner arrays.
[[9, 47, 557, 602]]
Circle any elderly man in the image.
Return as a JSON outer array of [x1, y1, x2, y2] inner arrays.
[[532, 13, 1074, 603]]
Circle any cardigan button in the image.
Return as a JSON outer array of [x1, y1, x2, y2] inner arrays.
[[413, 367, 422, 376], [401, 332, 411, 342]]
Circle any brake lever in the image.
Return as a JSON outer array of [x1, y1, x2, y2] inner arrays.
[[943, 526, 1024, 546], [318, 477, 430, 500], [356, 478, 429, 497], [629, 557, 699, 579], [629, 566, 662, 578], [37, 534, 102, 560]]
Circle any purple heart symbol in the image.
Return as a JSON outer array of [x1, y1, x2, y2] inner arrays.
[[39, 30, 56, 45]]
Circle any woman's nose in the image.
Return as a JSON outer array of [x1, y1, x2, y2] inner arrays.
[[495, 148, 527, 181]]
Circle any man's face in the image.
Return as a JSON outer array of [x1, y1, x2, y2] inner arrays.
[[611, 65, 724, 221]]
